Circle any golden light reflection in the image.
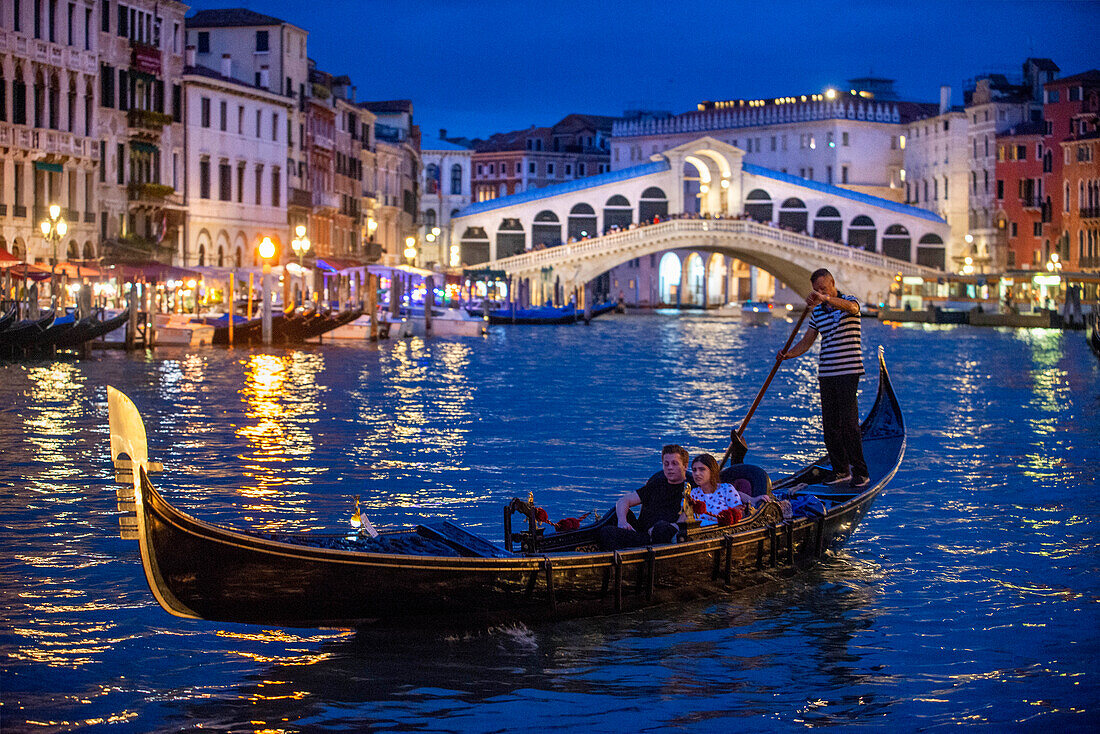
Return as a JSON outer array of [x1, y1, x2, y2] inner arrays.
[[23, 362, 85, 472], [237, 352, 326, 503]]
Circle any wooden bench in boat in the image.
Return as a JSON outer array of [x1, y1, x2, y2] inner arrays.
[[415, 521, 515, 558]]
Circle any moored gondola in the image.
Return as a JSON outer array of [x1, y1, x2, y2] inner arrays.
[[108, 348, 903, 628]]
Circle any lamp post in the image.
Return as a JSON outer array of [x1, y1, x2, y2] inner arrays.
[[291, 224, 311, 306], [404, 236, 417, 266], [258, 236, 275, 345], [424, 225, 441, 266], [39, 203, 68, 308]]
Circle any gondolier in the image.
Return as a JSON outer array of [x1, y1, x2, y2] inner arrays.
[[778, 268, 869, 489]]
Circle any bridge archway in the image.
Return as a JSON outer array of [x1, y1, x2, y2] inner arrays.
[[658, 252, 681, 304], [917, 233, 945, 269], [533, 210, 561, 248], [778, 197, 807, 232], [639, 187, 668, 223], [497, 218, 525, 258], [813, 206, 843, 243], [461, 226, 490, 265], [567, 203, 597, 241], [684, 252, 705, 306], [849, 215, 877, 251], [603, 195, 632, 233], [707, 253, 726, 306], [745, 189, 773, 222], [883, 224, 911, 261]]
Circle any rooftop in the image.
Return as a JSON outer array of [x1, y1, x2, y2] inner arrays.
[[455, 159, 672, 217], [186, 8, 289, 28]]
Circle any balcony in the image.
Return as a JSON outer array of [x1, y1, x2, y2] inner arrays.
[[1081, 206, 1100, 220], [127, 182, 176, 206], [1020, 196, 1042, 209], [127, 108, 173, 134], [312, 191, 339, 211], [289, 187, 312, 209]]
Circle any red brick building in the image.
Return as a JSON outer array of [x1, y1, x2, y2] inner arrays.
[[1042, 70, 1100, 271], [995, 122, 1047, 269]]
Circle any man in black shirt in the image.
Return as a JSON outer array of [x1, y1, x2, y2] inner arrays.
[[598, 444, 692, 550]]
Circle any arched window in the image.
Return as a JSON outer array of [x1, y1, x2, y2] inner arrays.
[[744, 189, 773, 222], [882, 224, 911, 261], [451, 164, 462, 195], [848, 215, 877, 251], [460, 226, 490, 266], [533, 210, 562, 247], [496, 218, 524, 258], [639, 187, 668, 222], [778, 197, 807, 232], [425, 163, 439, 194], [568, 203, 597, 241], [198, 243, 206, 266], [813, 206, 842, 243], [217, 245, 225, 267], [425, 208, 436, 228], [916, 233, 945, 269], [603, 194, 632, 232]]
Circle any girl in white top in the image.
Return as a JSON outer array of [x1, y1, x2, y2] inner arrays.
[[689, 453, 763, 526]]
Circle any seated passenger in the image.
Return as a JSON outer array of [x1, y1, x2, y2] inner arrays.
[[598, 444, 692, 550], [688, 453, 768, 526]]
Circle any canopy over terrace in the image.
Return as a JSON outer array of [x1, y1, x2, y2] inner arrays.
[[0, 246, 20, 267], [104, 262, 206, 283]]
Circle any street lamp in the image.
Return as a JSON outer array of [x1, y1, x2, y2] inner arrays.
[[404, 236, 417, 265], [39, 203, 68, 307], [258, 236, 276, 345], [291, 224, 311, 306]]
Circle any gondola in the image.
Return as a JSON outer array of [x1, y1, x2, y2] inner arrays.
[[52, 308, 129, 350], [0, 305, 18, 334], [298, 307, 363, 340], [0, 311, 55, 352], [108, 348, 904, 628], [475, 300, 616, 325]]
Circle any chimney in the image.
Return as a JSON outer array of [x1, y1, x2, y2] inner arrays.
[[939, 85, 951, 115], [185, 44, 196, 67], [440, 128, 447, 140], [221, 53, 231, 79]]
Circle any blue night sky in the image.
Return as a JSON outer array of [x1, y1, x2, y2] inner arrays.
[[185, 0, 1099, 140]]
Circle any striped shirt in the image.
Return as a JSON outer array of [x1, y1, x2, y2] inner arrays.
[[808, 293, 864, 377]]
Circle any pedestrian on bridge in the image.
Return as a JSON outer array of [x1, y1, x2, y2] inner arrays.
[[777, 268, 869, 489]]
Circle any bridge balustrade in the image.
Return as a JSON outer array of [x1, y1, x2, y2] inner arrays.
[[488, 218, 939, 278]]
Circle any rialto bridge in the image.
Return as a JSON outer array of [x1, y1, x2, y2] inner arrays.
[[451, 137, 948, 305]]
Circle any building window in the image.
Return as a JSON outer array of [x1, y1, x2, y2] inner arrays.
[[271, 167, 280, 207], [255, 30, 269, 52], [219, 100, 227, 131], [197, 30, 209, 53], [451, 164, 462, 195], [255, 109, 261, 137], [1033, 221, 1042, 237], [199, 158, 210, 198], [842, 131, 849, 146], [200, 96, 210, 127], [841, 165, 849, 184], [1010, 221, 1017, 237], [218, 161, 231, 201], [272, 112, 278, 140], [547, 163, 554, 175], [996, 180, 1004, 199], [236, 164, 244, 203], [255, 165, 263, 205]]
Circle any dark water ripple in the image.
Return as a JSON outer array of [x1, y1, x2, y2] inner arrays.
[[1, 314, 1098, 732]]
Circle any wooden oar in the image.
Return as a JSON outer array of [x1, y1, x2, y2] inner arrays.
[[719, 306, 811, 470]]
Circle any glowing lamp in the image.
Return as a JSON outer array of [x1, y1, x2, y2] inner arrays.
[[259, 237, 275, 260]]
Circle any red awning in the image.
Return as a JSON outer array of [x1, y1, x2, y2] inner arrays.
[[315, 258, 366, 273], [57, 261, 104, 278], [7, 263, 52, 281], [0, 246, 22, 267], [103, 261, 204, 282]]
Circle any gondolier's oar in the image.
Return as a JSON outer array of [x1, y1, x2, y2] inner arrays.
[[719, 306, 811, 470]]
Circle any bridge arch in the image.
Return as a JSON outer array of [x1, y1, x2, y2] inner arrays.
[[461, 226, 490, 265], [658, 252, 681, 304], [707, 253, 726, 306], [639, 187, 668, 223], [849, 215, 877, 251], [882, 224, 911, 261], [533, 210, 562, 248], [917, 233, 945, 269], [745, 189, 773, 222], [778, 197, 808, 232], [567, 203, 597, 241], [603, 194, 633, 233], [813, 206, 842, 243], [497, 218, 525, 258], [684, 252, 706, 306]]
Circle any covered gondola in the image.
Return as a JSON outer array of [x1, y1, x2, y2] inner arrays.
[[108, 349, 904, 628], [1089, 311, 1100, 359], [474, 300, 617, 325]]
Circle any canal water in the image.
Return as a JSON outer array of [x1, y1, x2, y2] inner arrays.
[[1, 314, 1097, 732]]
